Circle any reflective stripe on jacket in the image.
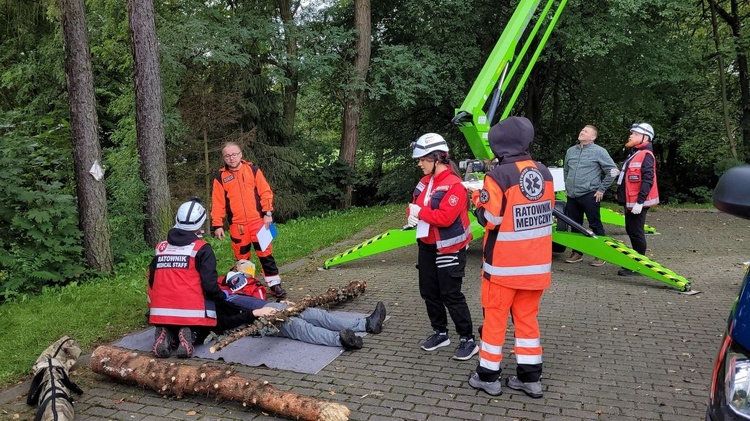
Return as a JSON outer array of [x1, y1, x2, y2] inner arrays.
[[412, 170, 472, 253], [148, 240, 217, 327], [211, 160, 274, 228], [479, 160, 554, 290], [620, 150, 659, 209]]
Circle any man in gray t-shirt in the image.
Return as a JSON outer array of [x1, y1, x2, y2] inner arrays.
[[563, 125, 617, 266]]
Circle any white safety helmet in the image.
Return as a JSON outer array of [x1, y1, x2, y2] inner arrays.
[[174, 199, 207, 232], [411, 133, 449, 158], [630, 122, 654, 141], [225, 271, 249, 292]]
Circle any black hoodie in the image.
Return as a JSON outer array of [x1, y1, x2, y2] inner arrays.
[[488, 115, 535, 165]]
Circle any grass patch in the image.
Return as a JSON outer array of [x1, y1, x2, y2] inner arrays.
[[0, 204, 401, 387]]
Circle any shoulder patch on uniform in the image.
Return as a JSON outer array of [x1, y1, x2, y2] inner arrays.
[[519, 167, 545, 201], [479, 189, 490, 204], [223, 174, 235, 183], [448, 195, 459, 206]]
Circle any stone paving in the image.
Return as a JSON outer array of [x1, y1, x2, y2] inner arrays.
[[2, 209, 748, 420]]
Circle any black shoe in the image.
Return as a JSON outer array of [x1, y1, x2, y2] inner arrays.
[[173, 327, 194, 358], [453, 337, 479, 361], [152, 327, 174, 358], [365, 302, 386, 334], [421, 331, 450, 351], [617, 268, 639, 277], [269, 284, 287, 298], [339, 329, 363, 350]]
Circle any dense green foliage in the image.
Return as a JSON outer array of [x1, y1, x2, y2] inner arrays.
[[0, 114, 86, 299], [1, 0, 749, 296]]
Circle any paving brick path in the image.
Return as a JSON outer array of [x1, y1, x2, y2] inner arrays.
[[2, 209, 746, 420]]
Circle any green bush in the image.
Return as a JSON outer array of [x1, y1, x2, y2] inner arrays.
[[0, 118, 86, 300]]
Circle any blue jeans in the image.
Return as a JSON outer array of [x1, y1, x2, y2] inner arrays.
[[226, 296, 365, 347]]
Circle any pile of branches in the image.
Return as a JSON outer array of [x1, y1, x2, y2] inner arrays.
[[210, 280, 367, 353]]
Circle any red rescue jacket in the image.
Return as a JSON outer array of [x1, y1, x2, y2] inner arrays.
[[148, 240, 217, 327]]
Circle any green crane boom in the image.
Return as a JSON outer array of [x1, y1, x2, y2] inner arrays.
[[323, 0, 692, 292]]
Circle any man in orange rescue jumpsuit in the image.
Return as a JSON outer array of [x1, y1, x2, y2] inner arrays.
[[211, 142, 287, 298], [467, 116, 554, 398]]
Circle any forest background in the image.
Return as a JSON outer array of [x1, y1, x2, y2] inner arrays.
[[1, 0, 748, 299]]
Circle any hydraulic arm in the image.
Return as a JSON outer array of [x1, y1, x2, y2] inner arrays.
[[322, 0, 691, 291], [451, 0, 568, 160]]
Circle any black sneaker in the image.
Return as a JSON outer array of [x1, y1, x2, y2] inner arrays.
[[421, 331, 450, 351], [453, 337, 479, 360], [365, 302, 386, 334], [269, 284, 287, 298], [617, 268, 639, 277], [339, 329, 363, 350], [152, 327, 174, 358], [173, 327, 194, 358]]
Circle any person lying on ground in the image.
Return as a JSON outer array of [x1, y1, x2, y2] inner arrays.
[[218, 271, 387, 350]]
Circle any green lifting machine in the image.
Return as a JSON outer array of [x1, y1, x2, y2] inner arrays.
[[324, 0, 692, 292]]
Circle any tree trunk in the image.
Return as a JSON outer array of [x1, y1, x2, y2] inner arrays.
[[278, 0, 300, 142], [58, 0, 113, 274], [203, 127, 211, 234], [211, 280, 367, 353], [708, 0, 739, 159], [707, 0, 750, 161], [338, 0, 371, 208], [90, 346, 350, 421], [127, 0, 171, 247]]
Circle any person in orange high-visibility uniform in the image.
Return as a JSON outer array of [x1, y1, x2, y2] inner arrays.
[[467, 116, 554, 398], [614, 122, 659, 277], [211, 142, 287, 299]]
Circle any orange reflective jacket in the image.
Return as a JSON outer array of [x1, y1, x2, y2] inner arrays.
[[211, 161, 274, 229], [477, 160, 554, 290]]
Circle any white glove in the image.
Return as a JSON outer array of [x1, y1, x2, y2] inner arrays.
[[408, 203, 421, 217], [407, 214, 419, 227], [610, 168, 620, 177], [631, 203, 643, 215]]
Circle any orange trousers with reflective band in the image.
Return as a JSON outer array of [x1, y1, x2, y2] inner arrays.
[[228, 221, 281, 286], [476, 281, 544, 383]]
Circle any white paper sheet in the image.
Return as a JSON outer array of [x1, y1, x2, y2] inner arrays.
[[416, 220, 429, 238], [257, 223, 277, 251]]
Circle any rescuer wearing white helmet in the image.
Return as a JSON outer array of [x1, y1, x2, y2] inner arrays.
[[407, 133, 478, 361], [614, 122, 660, 276], [147, 198, 269, 359]]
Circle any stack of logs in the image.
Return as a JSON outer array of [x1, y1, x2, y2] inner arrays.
[[90, 281, 368, 421]]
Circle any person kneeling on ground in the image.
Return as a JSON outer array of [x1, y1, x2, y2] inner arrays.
[[219, 271, 387, 350], [147, 198, 258, 359]]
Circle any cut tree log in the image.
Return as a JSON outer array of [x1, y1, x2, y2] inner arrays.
[[211, 280, 367, 353], [90, 345, 350, 421]]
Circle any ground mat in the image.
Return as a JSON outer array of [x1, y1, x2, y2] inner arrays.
[[113, 311, 369, 375]]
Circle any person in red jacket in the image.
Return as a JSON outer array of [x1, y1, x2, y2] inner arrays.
[[407, 133, 477, 361], [211, 142, 287, 298], [467, 116, 554, 399], [614, 122, 659, 276], [148, 199, 274, 359]]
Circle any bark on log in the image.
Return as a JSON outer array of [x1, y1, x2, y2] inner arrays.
[[90, 345, 349, 421], [211, 280, 367, 353]]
